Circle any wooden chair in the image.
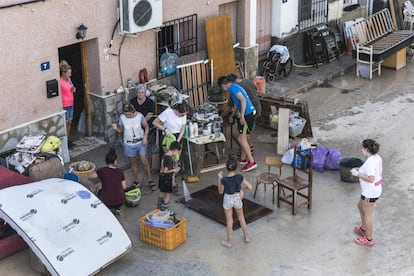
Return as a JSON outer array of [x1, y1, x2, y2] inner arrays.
[[254, 156, 282, 204], [356, 44, 382, 80], [276, 146, 313, 215]]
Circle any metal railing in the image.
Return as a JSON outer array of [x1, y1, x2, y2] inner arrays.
[[298, 0, 328, 31], [156, 14, 198, 79]]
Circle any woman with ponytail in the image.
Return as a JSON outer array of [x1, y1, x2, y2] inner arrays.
[[351, 139, 383, 246]]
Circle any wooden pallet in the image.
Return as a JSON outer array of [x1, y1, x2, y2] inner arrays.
[[177, 60, 211, 108]]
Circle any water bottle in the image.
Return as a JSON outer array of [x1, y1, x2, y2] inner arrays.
[[214, 118, 222, 138]]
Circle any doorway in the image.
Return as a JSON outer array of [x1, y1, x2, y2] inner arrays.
[[58, 43, 85, 142]]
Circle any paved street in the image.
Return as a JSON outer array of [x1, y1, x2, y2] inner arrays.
[[1, 58, 414, 275]]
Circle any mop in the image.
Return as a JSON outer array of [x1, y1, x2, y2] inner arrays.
[[185, 125, 199, 183]]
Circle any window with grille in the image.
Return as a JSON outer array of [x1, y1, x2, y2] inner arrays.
[[156, 14, 198, 78], [298, 0, 328, 31], [343, 0, 359, 8]]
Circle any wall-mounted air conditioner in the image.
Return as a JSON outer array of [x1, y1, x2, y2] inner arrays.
[[119, 0, 163, 34]]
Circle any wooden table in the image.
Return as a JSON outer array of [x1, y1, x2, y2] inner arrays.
[[183, 133, 226, 175]]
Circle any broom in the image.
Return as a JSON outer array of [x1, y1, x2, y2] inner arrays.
[[185, 125, 199, 183]]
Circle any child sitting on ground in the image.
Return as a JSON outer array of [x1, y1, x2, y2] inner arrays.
[[158, 141, 182, 215], [218, 158, 253, 248]]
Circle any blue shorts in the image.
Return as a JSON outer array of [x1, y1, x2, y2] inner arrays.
[[123, 142, 147, 157], [64, 106, 74, 121]]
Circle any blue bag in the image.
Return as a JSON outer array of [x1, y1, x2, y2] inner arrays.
[[292, 145, 311, 168]]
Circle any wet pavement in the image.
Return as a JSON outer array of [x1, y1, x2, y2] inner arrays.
[[2, 55, 414, 275]]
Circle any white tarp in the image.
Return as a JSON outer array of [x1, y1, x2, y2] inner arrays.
[[0, 178, 132, 275]]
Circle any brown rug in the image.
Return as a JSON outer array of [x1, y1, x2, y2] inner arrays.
[[182, 185, 273, 230]]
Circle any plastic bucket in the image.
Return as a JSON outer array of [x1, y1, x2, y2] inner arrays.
[[254, 76, 266, 94], [339, 158, 364, 183]]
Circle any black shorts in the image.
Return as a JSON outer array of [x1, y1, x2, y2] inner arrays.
[[238, 112, 256, 135], [159, 173, 173, 193], [361, 195, 379, 203]]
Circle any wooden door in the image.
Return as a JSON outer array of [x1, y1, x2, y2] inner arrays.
[[205, 14, 236, 83]]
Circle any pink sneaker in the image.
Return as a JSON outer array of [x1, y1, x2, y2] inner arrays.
[[237, 158, 247, 165], [354, 225, 366, 237], [355, 236, 374, 246], [241, 161, 257, 172]]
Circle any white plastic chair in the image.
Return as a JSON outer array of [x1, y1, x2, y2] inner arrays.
[[403, 9, 414, 31], [404, 0, 414, 11]]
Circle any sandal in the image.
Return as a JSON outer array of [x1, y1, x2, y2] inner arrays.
[[354, 225, 366, 237], [149, 180, 157, 191]]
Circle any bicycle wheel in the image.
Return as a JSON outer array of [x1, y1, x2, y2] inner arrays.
[[266, 73, 275, 82], [283, 58, 293, 77], [274, 60, 284, 79]]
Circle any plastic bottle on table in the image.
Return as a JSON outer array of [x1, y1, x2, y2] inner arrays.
[[214, 118, 222, 138], [193, 122, 198, 137], [189, 122, 194, 138]]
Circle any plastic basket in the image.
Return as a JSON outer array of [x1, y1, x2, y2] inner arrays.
[[125, 187, 141, 207], [140, 210, 186, 250], [69, 161, 96, 178]]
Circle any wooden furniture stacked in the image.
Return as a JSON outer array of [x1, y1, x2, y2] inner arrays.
[[256, 96, 313, 139], [276, 146, 313, 215], [348, 8, 414, 70], [254, 156, 282, 204]]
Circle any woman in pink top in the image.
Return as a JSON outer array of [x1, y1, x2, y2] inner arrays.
[[60, 60, 76, 142]]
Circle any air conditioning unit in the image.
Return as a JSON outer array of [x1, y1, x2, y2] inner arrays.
[[119, 0, 163, 34]]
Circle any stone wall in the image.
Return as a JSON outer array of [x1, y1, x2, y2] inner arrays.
[[235, 45, 259, 80], [89, 92, 125, 145]]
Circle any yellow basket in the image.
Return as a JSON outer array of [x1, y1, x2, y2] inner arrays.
[[140, 210, 186, 250]]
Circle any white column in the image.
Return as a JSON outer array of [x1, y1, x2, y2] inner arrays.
[[249, 0, 257, 46]]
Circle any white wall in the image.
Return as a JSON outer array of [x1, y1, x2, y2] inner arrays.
[[0, 0, 236, 131], [272, 0, 299, 38]]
